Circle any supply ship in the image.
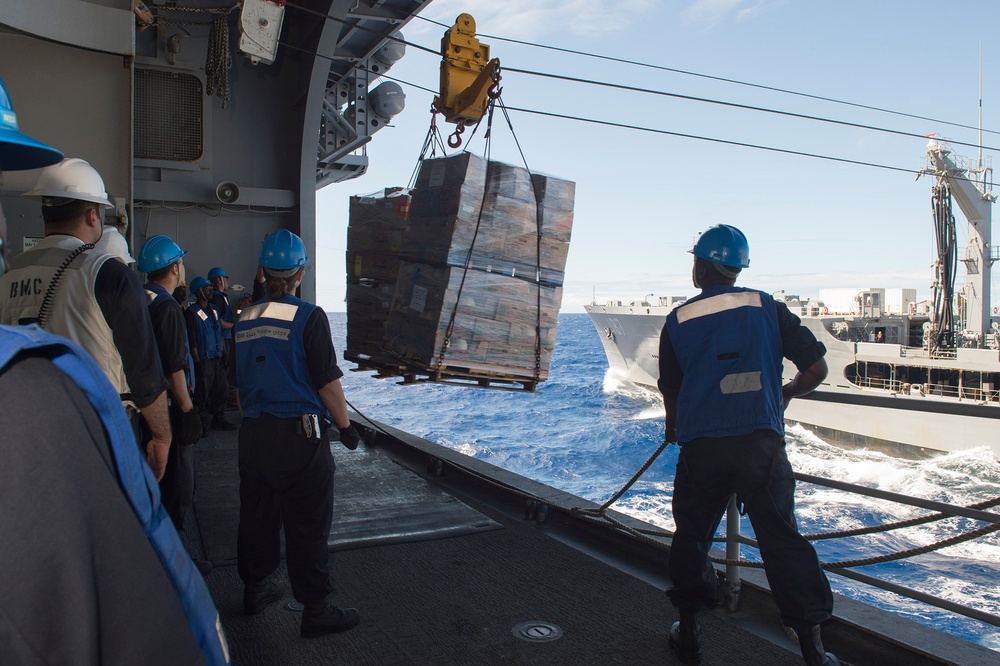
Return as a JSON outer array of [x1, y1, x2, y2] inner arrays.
[[2, 2, 998, 664], [586, 139, 1000, 459]]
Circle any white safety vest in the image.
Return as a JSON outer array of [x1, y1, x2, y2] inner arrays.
[[0, 235, 130, 394]]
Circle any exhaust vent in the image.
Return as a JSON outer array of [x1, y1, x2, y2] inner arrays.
[[135, 69, 203, 161]]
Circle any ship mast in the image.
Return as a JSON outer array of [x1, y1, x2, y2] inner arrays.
[[926, 138, 995, 338]]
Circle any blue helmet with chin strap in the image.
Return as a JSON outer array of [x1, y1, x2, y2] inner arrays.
[[690, 224, 750, 269], [260, 229, 308, 270], [189, 276, 211, 292], [207, 266, 227, 279], [137, 235, 187, 273]]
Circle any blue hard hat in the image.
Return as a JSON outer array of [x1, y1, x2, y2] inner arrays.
[[260, 229, 308, 270], [190, 276, 211, 292], [208, 266, 227, 279], [137, 234, 187, 273], [0, 77, 63, 171], [690, 224, 750, 269]]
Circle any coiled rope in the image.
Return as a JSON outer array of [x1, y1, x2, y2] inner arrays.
[[152, 3, 239, 107]]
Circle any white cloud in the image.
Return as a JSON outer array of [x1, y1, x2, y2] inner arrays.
[[423, 0, 657, 41], [682, 0, 771, 27]]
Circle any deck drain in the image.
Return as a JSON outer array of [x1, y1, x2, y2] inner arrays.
[[512, 621, 563, 642]]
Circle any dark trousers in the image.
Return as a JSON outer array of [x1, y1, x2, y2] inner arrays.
[[194, 357, 227, 421], [667, 430, 833, 630], [237, 414, 335, 605], [224, 337, 237, 386], [159, 404, 195, 531]]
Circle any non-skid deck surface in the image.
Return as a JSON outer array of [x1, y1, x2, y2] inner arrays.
[[193, 432, 501, 564], [192, 431, 802, 665]]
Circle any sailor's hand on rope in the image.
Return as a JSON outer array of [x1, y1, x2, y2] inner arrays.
[[664, 425, 677, 446]]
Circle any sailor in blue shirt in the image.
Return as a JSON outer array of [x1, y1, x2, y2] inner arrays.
[[139, 235, 204, 532], [185, 276, 235, 431], [658, 225, 839, 666], [208, 265, 237, 390], [234, 230, 362, 639]]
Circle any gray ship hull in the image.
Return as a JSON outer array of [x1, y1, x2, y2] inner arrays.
[[585, 302, 1000, 458]]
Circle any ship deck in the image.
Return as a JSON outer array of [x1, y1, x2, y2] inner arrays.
[[186, 415, 995, 665]]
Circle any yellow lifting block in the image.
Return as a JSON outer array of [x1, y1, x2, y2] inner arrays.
[[433, 13, 500, 125]]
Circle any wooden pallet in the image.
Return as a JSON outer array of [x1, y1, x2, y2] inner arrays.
[[349, 356, 541, 392]]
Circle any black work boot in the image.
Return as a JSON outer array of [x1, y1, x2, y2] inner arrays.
[[797, 625, 841, 666], [668, 609, 702, 665], [243, 578, 282, 615], [300, 601, 361, 638]]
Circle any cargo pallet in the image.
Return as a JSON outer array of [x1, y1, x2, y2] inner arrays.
[[347, 354, 540, 392]]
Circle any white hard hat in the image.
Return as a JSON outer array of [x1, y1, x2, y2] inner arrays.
[[24, 157, 114, 207], [94, 226, 134, 264]]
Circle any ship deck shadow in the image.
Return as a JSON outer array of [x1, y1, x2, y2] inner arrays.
[[189, 426, 805, 665]]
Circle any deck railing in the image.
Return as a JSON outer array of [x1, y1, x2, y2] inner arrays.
[[852, 376, 1000, 403], [723, 477, 1000, 629]]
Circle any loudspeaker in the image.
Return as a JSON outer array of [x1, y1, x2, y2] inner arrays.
[[216, 181, 240, 204]]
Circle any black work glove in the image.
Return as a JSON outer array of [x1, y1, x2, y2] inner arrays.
[[338, 424, 363, 451], [180, 408, 204, 446]]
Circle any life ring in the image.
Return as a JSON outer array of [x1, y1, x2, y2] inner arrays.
[[821, 306, 829, 315]]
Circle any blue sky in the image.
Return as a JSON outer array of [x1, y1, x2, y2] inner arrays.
[[316, 0, 999, 313]]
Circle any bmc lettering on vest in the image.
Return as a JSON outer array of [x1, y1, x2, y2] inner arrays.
[[12, 277, 43, 298], [235, 326, 289, 343], [720, 371, 762, 394], [677, 291, 761, 324]]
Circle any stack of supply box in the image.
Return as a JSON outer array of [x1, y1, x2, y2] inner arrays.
[[344, 188, 410, 365], [383, 152, 575, 382]]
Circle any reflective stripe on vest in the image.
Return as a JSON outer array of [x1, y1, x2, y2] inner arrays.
[[188, 302, 224, 359], [675, 290, 762, 323]]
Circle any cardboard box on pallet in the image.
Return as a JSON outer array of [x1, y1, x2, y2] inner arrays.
[[347, 190, 409, 254], [531, 173, 575, 242], [384, 261, 562, 378], [348, 189, 411, 226], [403, 153, 575, 275], [345, 250, 401, 283], [344, 280, 397, 364], [346, 226, 404, 254], [345, 189, 409, 364], [402, 153, 488, 264]]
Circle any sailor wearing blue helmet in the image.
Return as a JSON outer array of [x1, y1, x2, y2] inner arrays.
[[658, 225, 839, 666], [185, 274, 233, 432], [234, 229, 363, 638], [207, 265, 236, 394], [139, 234, 206, 535]]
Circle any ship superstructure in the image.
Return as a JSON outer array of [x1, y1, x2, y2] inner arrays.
[[587, 139, 1000, 458]]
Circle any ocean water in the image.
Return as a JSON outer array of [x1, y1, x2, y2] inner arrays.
[[329, 312, 1000, 652]]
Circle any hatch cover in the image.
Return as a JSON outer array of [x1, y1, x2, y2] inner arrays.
[[512, 621, 563, 642]]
